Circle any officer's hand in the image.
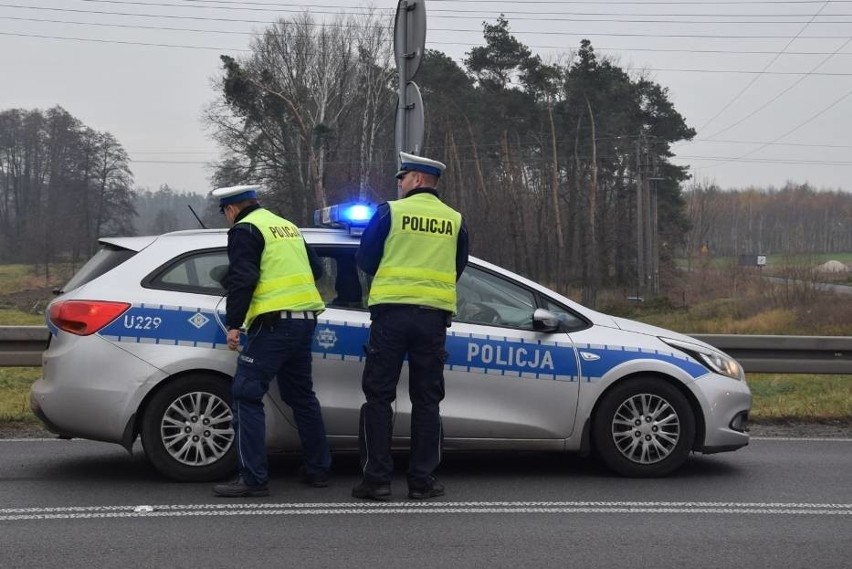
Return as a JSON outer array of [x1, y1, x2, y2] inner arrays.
[[227, 329, 241, 351]]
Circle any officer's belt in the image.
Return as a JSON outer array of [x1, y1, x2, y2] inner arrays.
[[265, 310, 317, 320], [370, 304, 450, 317]]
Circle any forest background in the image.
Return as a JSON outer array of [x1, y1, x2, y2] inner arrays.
[[1, 13, 850, 333]]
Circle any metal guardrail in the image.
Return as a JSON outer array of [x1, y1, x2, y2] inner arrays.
[[0, 326, 849, 374], [691, 334, 851, 375], [0, 326, 50, 367]]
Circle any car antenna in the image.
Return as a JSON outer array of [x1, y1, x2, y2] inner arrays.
[[188, 205, 207, 229]]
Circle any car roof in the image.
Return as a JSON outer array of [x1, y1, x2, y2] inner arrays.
[[99, 227, 362, 253], [99, 235, 162, 252]]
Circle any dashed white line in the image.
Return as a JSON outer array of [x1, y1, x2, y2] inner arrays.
[[1, 501, 849, 522], [2, 437, 851, 443], [750, 437, 852, 442]]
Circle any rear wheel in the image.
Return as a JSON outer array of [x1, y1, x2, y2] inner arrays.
[[592, 377, 695, 477], [141, 374, 236, 482]]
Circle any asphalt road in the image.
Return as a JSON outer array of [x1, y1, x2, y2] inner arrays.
[[1, 436, 850, 569]]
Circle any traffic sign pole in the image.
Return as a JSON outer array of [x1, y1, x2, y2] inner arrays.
[[394, 0, 427, 161]]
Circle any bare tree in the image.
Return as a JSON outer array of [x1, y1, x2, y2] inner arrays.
[[352, 11, 395, 201]]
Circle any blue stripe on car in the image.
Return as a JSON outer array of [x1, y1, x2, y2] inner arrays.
[[99, 304, 228, 349], [98, 307, 708, 381]]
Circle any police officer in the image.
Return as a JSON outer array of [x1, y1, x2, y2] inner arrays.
[[210, 185, 332, 498], [352, 152, 469, 501]]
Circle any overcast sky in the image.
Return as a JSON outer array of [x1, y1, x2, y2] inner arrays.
[[2, 0, 851, 194]]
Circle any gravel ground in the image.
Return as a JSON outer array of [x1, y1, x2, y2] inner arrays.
[[0, 420, 849, 439]]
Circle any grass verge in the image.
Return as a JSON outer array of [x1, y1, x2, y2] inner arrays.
[[0, 308, 45, 325], [0, 368, 41, 424], [1, 367, 849, 425], [747, 373, 852, 423]]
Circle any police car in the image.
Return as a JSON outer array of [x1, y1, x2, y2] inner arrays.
[[30, 204, 751, 481]]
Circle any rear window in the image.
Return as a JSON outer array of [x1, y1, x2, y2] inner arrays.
[[61, 244, 137, 293]]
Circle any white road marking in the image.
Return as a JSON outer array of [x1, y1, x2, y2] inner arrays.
[[0, 501, 849, 522], [0, 438, 67, 443], [2, 437, 851, 443], [750, 437, 852, 442]]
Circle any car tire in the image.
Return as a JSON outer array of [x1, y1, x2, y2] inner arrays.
[[141, 374, 236, 482], [592, 376, 695, 477]]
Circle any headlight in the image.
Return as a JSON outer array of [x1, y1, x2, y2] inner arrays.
[[661, 337, 745, 381]]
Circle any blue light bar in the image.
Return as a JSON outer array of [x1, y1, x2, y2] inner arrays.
[[342, 203, 373, 223], [313, 202, 376, 235]]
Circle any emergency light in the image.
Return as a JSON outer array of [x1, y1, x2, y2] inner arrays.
[[313, 202, 376, 236]]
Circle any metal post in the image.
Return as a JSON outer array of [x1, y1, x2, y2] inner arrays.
[[397, 1, 409, 163], [636, 137, 645, 296]]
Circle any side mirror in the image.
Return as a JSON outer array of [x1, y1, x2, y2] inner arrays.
[[532, 308, 561, 333]]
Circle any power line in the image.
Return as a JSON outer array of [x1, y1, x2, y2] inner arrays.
[[6, 29, 852, 75], [1, 12, 849, 40], [0, 15, 261, 36], [673, 155, 852, 165], [739, 87, 852, 152], [72, 0, 391, 16], [3, 3, 852, 28], [431, 0, 852, 3], [70, 0, 852, 18], [676, 138, 852, 149], [703, 37, 852, 140], [690, 85, 852, 170], [75, 0, 852, 6], [694, 0, 832, 134], [7, 15, 852, 57], [68, 0, 850, 20], [643, 69, 851, 75], [0, 30, 249, 50]]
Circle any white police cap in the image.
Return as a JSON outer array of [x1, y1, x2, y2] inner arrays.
[[210, 185, 261, 210], [396, 151, 446, 179]]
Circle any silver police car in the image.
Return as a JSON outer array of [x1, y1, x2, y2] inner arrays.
[[31, 212, 750, 481]]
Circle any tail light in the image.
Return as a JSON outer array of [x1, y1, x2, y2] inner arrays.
[[48, 300, 131, 336]]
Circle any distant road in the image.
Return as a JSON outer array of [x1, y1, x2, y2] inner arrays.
[[765, 276, 852, 295]]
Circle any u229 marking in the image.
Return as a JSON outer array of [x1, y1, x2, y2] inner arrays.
[[123, 315, 162, 330]]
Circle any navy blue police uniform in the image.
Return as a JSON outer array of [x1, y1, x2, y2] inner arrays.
[[211, 187, 331, 497], [353, 153, 469, 501]]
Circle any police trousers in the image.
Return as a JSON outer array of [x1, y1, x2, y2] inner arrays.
[[359, 305, 448, 487], [231, 316, 331, 486]]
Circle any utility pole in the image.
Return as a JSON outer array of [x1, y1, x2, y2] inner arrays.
[[647, 143, 663, 297], [636, 133, 663, 298], [635, 135, 645, 297], [648, 176, 662, 295]]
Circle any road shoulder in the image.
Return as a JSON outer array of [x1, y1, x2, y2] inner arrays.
[[1, 420, 850, 439]]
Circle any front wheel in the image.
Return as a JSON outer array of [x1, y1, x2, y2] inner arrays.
[[141, 374, 236, 482], [592, 377, 695, 477]]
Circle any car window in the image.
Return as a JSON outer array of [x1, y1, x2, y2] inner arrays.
[[540, 298, 590, 332], [456, 266, 537, 329], [146, 245, 372, 308], [62, 244, 137, 293], [314, 246, 370, 310], [147, 250, 229, 295]]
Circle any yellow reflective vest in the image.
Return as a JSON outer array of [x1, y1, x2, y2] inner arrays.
[[241, 209, 325, 328], [368, 193, 461, 313]]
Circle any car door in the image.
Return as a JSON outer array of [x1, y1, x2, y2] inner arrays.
[[393, 264, 582, 447], [129, 247, 312, 450], [308, 245, 374, 447]]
